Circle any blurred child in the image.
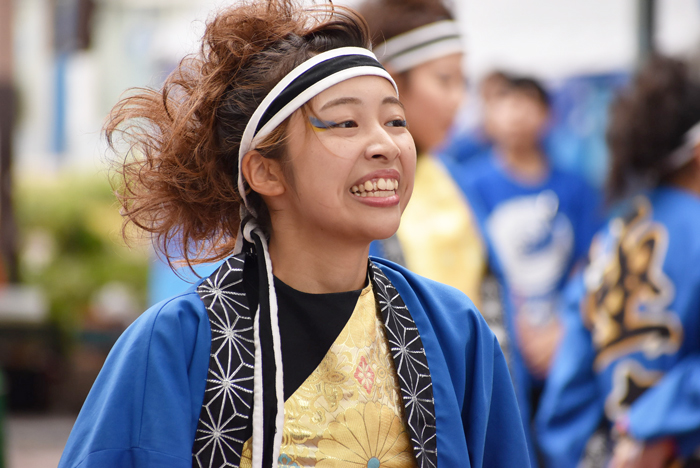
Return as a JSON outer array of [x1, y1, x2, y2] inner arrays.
[[449, 75, 602, 465], [361, 0, 487, 306], [439, 70, 510, 165], [537, 55, 700, 468]]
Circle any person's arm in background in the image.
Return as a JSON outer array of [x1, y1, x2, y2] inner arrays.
[[607, 351, 700, 468], [573, 179, 605, 272], [536, 274, 605, 468]]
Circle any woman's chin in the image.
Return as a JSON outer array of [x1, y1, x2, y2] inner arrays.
[[369, 224, 401, 242]]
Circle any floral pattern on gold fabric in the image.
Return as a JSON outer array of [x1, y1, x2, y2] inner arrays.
[[239, 282, 416, 467], [354, 356, 375, 394], [316, 402, 414, 468]]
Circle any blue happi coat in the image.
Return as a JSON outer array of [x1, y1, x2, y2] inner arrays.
[[59, 257, 530, 468]]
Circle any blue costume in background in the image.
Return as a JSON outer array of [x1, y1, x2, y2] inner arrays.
[[59, 258, 530, 468], [537, 187, 700, 467], [445, 150, 602, 464], [438, 128, 492, 166]]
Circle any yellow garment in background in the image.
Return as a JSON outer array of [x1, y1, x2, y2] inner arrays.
[[240, 283, 416, 468], [397, 155, 485, 307]]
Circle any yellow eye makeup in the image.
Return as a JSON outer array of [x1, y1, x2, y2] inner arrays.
[[309, 116, 337, 132]]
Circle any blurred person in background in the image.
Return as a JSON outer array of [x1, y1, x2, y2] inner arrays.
[[537, 54, 700, 468], [57, 0, 529, 466], [449, 75, 603, 466], [439, 70, 510, 166], [361, 0, 487, 307]]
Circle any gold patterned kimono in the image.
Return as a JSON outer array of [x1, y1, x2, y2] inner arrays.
[[396, 155, 485, 307], [240, 283, 417, 468]]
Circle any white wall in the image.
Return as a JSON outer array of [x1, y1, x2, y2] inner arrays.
[[343, 0, 700, 79], [457, 0, 638, 79]]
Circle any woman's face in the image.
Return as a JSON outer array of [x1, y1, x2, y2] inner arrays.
[[397, 53, 465, 154], [276, 75, 416, 246]]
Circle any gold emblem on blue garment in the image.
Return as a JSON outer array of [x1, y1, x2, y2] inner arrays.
[[604, 359, 662, 419], [582, 196, 683, 373]]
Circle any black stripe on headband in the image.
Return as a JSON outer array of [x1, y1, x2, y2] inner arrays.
[[383, 34, 462, 63], [255, 54, 385, 135]]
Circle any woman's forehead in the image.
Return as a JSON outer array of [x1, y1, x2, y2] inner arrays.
[[310, 75, 399, 110]]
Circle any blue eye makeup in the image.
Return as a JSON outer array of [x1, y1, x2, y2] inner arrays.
[[309, 115, 337, 130], [308, 116, 358, 130]]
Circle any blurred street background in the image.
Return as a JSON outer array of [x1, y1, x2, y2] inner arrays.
[[1, 0, 699, 467]]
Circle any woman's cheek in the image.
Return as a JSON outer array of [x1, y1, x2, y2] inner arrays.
[[400, 179, 415, 212]]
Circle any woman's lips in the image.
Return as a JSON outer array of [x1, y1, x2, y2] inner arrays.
[[349, 177, 400, 207], [350, 177, 399, 197], [349, 169, 401, 207]]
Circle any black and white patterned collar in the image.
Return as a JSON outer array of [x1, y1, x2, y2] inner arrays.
[[192, 254, 438, 468]]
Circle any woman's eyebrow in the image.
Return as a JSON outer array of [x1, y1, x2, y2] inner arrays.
[[383, 96, 405, 109], [319, 96, 362, 111], [318, 95, 404, 111]]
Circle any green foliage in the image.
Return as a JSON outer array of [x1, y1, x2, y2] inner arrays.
[[14, 174, 149, 334]]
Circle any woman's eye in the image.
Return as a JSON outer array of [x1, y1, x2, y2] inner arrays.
[[309, 116, 357, 130], [330, 120, 358, 129], [386, 119, 408, 128]]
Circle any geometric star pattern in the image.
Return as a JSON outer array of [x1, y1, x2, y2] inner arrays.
[[193, 254, 255, 468], [191, 255, 438, 468], [370, 262, 438, 468]]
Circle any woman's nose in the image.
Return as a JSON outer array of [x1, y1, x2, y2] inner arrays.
[[365, 126, 401, 161]]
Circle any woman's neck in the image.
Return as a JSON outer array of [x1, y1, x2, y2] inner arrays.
[[668, 159, 700, 197], [496, 144, 548, 183], [267, 228, 369, 294]]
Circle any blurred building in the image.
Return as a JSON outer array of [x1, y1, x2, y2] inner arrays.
[[13, 0, 222, 175], [10, 0, 700, 177], [455, 0, 700, 186], [4, 0, 228, 413]]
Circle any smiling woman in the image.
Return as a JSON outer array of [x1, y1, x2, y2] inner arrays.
[[57, 1, 529, 467], [359, 0, 488, 312]]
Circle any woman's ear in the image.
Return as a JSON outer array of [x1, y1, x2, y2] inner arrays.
[[241, 150, 286, 197]]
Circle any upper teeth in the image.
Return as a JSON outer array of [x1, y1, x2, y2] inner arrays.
[[351, 178, 398, 195]]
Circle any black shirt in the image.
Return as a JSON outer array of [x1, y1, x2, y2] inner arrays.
[[243, 256, 364, 400]]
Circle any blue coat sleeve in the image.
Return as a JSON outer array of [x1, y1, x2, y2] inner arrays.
[[536, 275, 605, 468], [461, 308, 531, 467], [628, 352, 700, 456], [375, 258, 530, 467], [58, 290, 211, 468]]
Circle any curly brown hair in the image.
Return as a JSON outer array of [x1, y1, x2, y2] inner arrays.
[[105, 0, 370, 271], [358, 0, 454, 48], [607, 54, 700, 202]]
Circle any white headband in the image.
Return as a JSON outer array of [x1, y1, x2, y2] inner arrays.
[[374, 20, 464, 73], [237, 46, 397, 212], [664, 120, 700, 172], [232, 46, 397, 468]]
